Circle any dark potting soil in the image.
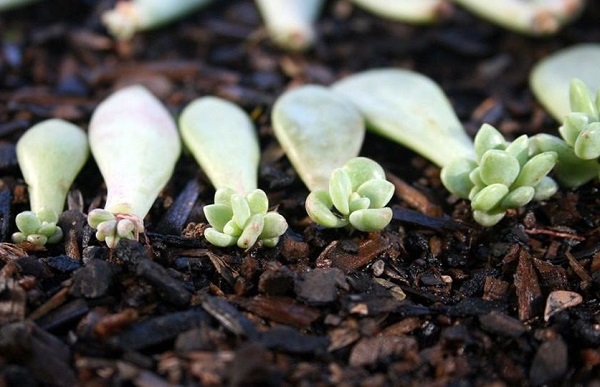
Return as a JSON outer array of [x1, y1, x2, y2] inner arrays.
[[1, 1, 600, 385]]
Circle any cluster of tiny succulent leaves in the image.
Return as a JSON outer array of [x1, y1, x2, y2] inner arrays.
[[305, 157, 394, 232], [441, 124, 558, 227], [559, 79, 600, 160], [203, 188, 288, 248], [12, 208, 62, 246], [88, 209, 144, 249]]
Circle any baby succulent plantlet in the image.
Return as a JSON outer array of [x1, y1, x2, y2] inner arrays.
[[332, 68, 559, 227], [306, 157, 394, 232], [12, 119, 89, 245], [442, 124, 558, 226], [102, 0, 217, 40], [203, 188, 288, 248], [530, 79, 600, 188], [351, 0, 453, 24], [255, 0, 324, 51], [530, 44, 600, 121], [272, 85, 365, 191], [451, 0, 584, 36], [87, 85, 181, 248], [179, 96, 287, 249]]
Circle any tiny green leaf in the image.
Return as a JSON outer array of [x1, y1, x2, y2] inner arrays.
[[533, 176, 559, 201], [343, 157, 387, 190], [261, 212, 288, 239], [505, 135, 529, 167], [223, 219, 243, 237], [474, 124, 506, 162], [214, 187, 237, 206], [479, 150, 520, 187], [513, 151, 557, 188], [204, 204, 234, 233], [500, 186, 535, 209], [348, 208, 393, 232], [349, 197, 371, 212], [440, 158, 477, 199], [237, 213, 264, 249], [15, 212, 41, 236], [88, 209, 116, 229], [231, 194, 251, 229], [573, 122, 600, 160], [473, 210, 506, 227], [356, 179, 394, 209], [305, 189, 348, 228], [559, 113, 589, 146], [329, 168, 352, 216], [471, 183, 509, 212], [204, 228, 238, 247], [27, 234, 47, 246], [570, 78, 598, 119], [246, 189, 269, 215]]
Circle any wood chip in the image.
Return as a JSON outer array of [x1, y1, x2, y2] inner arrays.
[[544, 290, 583, 322]]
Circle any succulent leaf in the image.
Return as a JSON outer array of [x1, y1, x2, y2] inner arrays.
[[570, 78, 598, 119], [479, 150, 520, 187], [343, 157, 386, 190], [203, 204, 233, 233], [573, 122, 600, 160], [471, 183, 509, 212], [356, 179, 395, 209], [472, 210, 506, 227], [474, 124, 506, 162], [533, 176, 559, 201], [500, 186, 535, 209], [513, 151, 557, 188], [440, 158, 477, 199], [348, 208, 393, 232], [329, 168, 352, 216]]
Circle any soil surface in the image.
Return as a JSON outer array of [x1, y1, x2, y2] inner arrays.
[[1, 1, 600, 386]]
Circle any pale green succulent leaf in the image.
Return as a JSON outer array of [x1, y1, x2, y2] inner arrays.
[[530, 133, 599, 188], [533, 176, 559, 201], [468, 167, 484, 187], [231, 194, 251, 229], [500, 186, 535, 209], [237, 213, 264, 249], [505, 135, 529, 167], [468, 185, 482, 202], [214, 187, 237, 206], [223, 219, 243, 237], [203, 204, 233, 233], [204, 227, 238, 247], [246, 189, 269, 215], [179, 97, 259, 194], [348, 208, 392, 232], [559, 113, 588, 146], [272, 85, 365, 191], [87, 209, 116, 229], [329, 168, 352, 216], [440, 158, 477, 199], [11, 232, 26, 244], [261, 212, 288, 239], [513, 151, 557, 188], [15, 211, 41, 236], [574, 122, 600, 160], [471, 183, 509, 212], [117, 219, 135, 239], [305, 190, 347, 228], [96, 219, 117, 240], [570, 78, 598, 119], [474, 124, 506, 162], [27, 234, 47, 246], [473, 210, 506, 227], [104, 235, 119, 249], [332, 69, 474, 167], [343, 157, 386, 190], [479, 150, 520, 187], [349, 197, 371, 212], [356, 179, 394, 209], [38, 222, 58, 237], [262, 237, 280, 248]]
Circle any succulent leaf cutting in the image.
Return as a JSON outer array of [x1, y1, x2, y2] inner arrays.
[[305, 157, 394, 232], [441, 124, 558, 226], [12, 119, 89, 246], [87, 85, 181, 248], [203, 188, 288, 248]]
